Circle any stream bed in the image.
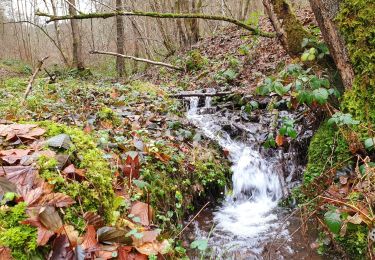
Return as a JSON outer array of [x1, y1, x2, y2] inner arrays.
[[184, 95, 322, 259]]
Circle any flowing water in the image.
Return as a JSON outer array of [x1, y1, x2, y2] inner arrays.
[[185, 96, 320, 259]]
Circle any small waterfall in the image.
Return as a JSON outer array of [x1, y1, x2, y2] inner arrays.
[[186, 96, 286, 259]]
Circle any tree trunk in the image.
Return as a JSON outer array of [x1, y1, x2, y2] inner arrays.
[[50, 0, 69, 65], [308, 0, 354, 89], [262, 0, 309, 56], [68, 0, 84, 70], [116, 0, 125, 78]]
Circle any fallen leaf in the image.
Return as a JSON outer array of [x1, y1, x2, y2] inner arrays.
[[39, 206, 63, 232], [130, 202, 153, 226], [81, 225, 99, 251], [62, 164, 76, 175], [0, 177, 17, 197], [83, 212, 105, 229], [0, 149, 31, 164], [275, 134, 284, 147], [0, 124, 45, 141], [0, 247, 12, 260], [95, 245, 118, 259], [37, 193, 75, 208], [132, 230, 160, 246], [23, 187, 44, 205], [135, 239, 170, 256], [97, 227, 132, 245], [58, 225, 80, 247], [0, 166, 37, 192], [49, 235, 75, 260]]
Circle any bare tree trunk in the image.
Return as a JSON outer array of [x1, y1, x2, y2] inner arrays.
[[309, 0, 354, 89], [68, 0, 84, 70], [262, 0, 309, 56], [50, 0, 69, 65], [116, 0, 125, 77]]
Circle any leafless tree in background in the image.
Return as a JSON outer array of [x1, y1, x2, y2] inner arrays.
[[115, 0, 125, 77]]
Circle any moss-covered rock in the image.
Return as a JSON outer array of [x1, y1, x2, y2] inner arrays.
[[38, 122, 115, 224], [303, 121, 351, 184]]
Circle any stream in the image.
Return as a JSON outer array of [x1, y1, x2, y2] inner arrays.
[[185, 95, 321, 259]]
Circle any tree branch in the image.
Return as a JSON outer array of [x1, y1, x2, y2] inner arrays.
[[4, 21, 68, 65], [36, 11, 275, 37], [24, 56, 49, 102], [89, 50, 183, 70]]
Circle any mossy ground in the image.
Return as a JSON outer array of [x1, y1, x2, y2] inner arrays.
[[0, 70, 231, 258], [300, 1, 375, 257]]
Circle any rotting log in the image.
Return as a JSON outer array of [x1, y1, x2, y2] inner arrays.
[[89, 50, 183, 71], [24, 56, 49, 101], [170, 91, 232, 98], [36, 11, 275, 38]]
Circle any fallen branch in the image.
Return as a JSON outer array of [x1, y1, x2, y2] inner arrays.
[[170, 91, 232, 98], [24, 56, 49, 101], [36, 11, 275, 38], [89, 50, 183, 71]]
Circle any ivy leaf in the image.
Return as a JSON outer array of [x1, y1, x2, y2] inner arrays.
[[364, 138, 375, 150], [324, 211, 341, 235], [313, 88, 329, 104], [190, 239, 208, 251]]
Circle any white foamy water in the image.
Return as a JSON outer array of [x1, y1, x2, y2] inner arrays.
[[186, 96, 287, 259]]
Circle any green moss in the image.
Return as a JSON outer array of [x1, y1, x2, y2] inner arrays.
[[0, 203, 38, 259], [186, 50, 208, 71], [304, 121, 351, 184], [336, 224, 368, 259], [140, 141, 230, 231], [37, 122, 115, 224], [273, 0, 310, 55], [337, 0, 375, 125]]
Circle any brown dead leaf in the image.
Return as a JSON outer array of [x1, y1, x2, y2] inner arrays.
[[0, 124, 45, 141], [275, 134, 284, 147], [94, 245, 119, 259], [0, 149, 31, 164], [37, 193, 75, 208], [39, 206, 63, 232], [50, 234, 75, 260], [97, 227, 132, 245], [0, 247, 12, 260], [81, 225, 99, 251], [0, 166, 37, 192], [62, 164, 76, 175], [58, 225, 80, 247], [130, 201, 153, 226], [23, 187, 44, 205], [153, 152, 170, 163], [83, 212, 105, 229], [135, 239, 170, 256], [132, 230, 159, 247]]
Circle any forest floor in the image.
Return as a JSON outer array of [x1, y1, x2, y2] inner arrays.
[[0, 6, 374, 259]]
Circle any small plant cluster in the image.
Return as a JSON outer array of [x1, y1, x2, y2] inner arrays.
[[256, 64, 338, 106]]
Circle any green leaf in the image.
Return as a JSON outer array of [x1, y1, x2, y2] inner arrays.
[[364, 138, 375, 150], [313, 88, 329, 104], [190, 239, 208, 251], [279, 126, 287, 136], [133, 180, 150, 189], [324, 211, 341, 235], [287, 128, 298, 139], [274, 82, 288, 96]]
